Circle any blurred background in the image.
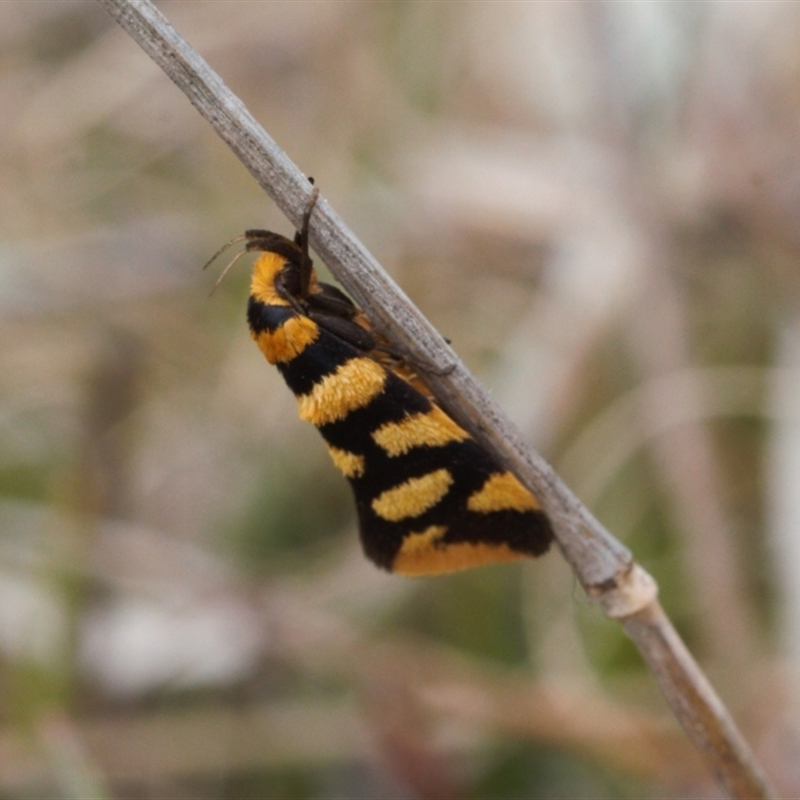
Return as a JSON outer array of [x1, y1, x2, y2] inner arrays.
[[1, 2, 799, 797]]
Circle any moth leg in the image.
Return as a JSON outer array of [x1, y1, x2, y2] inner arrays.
[[296, 186, 320, 297], [371, 339, 457, 378], [308, 310, 376, 352]]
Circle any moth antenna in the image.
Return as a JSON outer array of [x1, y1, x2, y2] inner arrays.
[[208, 249, 251, 297], [202, 234, 248, 272]]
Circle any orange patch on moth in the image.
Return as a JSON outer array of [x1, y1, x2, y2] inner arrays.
[[371, 468, 453, 522], [372, 406, 469, 457], [250, 252, 291, 307], [326, 446, 365, 479], [297, 358, 386, 426], [253, 316, 319, 365], [467, 472, 540, 514], [393, 532, 525, 576]]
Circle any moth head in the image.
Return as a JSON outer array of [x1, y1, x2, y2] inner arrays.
[[204, 230, 310, 307], [249, 233, 316, 306], [204, 187, 319, 301]]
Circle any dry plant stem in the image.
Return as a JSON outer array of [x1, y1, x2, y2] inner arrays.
[[96, 1, 775, 797], [623, 604, 769, 799]]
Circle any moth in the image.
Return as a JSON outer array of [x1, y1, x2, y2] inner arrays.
[[214, 188, 553, 575]]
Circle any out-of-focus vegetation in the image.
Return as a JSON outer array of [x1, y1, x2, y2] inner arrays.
[[1, 3, 799, 797]]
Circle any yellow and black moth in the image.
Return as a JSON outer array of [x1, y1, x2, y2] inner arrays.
[[225, 189, 553, 575]]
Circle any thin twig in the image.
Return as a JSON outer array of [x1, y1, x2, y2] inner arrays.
[[96, 1, 775, 797]]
